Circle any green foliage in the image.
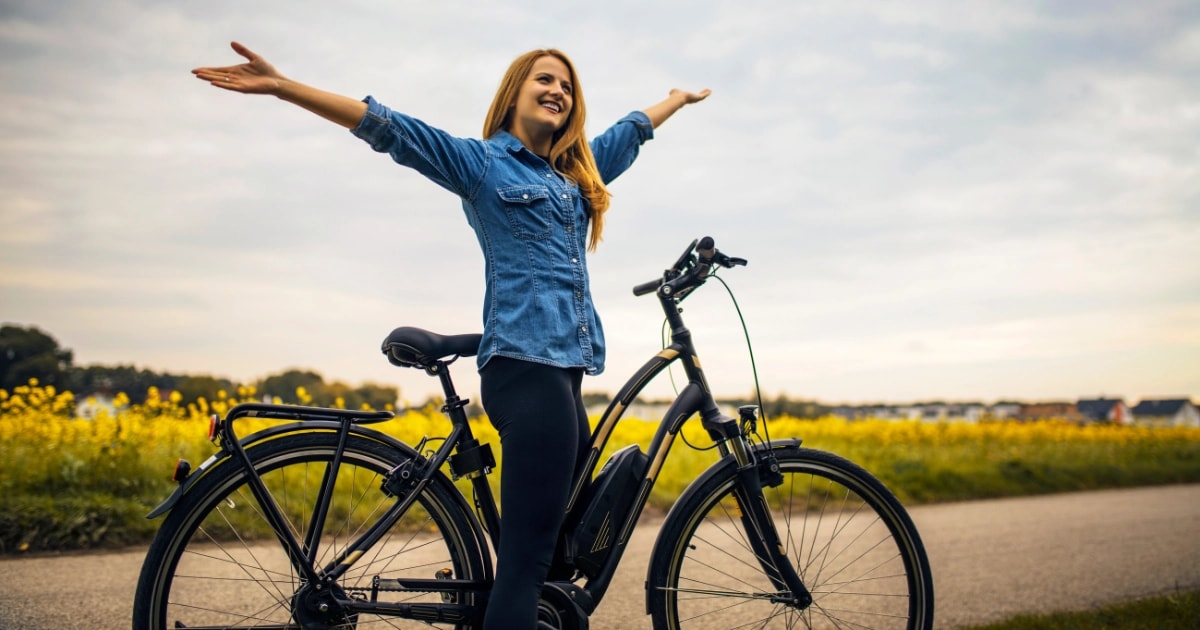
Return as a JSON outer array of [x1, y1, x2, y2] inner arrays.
[[793, 418, 1200, 504], [718, 392, 831, 419], [0, 324, 74, 389], [964, 588, 1200, 630], [0, 495, 160, 553], [4, 376, 1199, 555], [259, 369, 398, 409], [67, 364, 186, 400], [1, 325, 399, 410], [172, 375, 235, 405], [260, 369, 326, 403]]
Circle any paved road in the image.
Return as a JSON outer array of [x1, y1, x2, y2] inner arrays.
[[2, 484, 1198, 629]]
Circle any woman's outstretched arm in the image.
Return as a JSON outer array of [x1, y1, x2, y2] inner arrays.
[[192, 41, 367, 129], [642, 88, 712, 129]]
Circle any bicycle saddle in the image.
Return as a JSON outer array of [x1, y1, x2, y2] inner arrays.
[[382, 327, 482, 368]]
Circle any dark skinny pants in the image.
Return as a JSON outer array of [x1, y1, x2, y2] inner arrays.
[[479, 356, 590, 629]]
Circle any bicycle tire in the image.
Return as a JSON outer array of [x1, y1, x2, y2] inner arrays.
[[647, 446, 934, 629], [133, 430, 486, 629]]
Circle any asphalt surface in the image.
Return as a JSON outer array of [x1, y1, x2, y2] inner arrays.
[[2, 483, 1198, 629]]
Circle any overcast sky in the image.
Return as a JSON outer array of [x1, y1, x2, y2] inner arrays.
[[2, 0, 1197, 406]]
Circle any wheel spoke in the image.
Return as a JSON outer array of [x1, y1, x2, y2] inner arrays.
[[649, 447, 933, 629], [134, 434, 483, 629]]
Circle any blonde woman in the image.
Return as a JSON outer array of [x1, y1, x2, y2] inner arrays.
[[194, 42, 709, 628]]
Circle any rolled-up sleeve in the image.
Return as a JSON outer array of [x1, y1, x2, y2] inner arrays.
[[590, 111, 655, 184]]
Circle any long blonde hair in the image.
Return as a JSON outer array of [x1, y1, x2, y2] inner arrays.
[[483, 49, 610, 251]]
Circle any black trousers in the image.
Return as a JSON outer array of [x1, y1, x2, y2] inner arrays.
[[479, 356, 590, 629]]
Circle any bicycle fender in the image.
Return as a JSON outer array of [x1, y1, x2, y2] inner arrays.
[[146, 450, 228, 518], [643, 437, 801, 612], [145, 422, 422, 519]]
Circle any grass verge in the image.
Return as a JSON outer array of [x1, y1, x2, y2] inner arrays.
[[2, 383, 1199, 553], [962, 588, 1200, 629]]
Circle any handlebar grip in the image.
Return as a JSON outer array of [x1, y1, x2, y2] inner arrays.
[[632, 278, 663, 296], [697, 236, 716, 259]]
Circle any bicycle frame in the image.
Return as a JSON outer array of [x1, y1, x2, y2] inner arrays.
[[152, 238, 813, 624], [555, 281, 813, 613]]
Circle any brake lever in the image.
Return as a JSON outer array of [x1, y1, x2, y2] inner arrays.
[[702, 250, 748, 269]]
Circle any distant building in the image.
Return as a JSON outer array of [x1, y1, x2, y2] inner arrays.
[[1017, 402, 1081, 422], [986, 404, 1022, 420], [76, 393, 116, 419], [1130, 399, 1199, 428], [1076, 398, 1131, 425], [830, 402, 993, 423]]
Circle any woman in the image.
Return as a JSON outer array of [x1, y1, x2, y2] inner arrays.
[[193, 41, 709, 628]]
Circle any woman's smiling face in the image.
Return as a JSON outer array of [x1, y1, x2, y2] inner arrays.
[[508, 55, 574, 151]]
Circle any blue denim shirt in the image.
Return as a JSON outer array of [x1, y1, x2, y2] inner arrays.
[[352, 96, 655, 374]]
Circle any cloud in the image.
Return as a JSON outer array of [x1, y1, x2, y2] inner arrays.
[[1, 0, 1197, 405]]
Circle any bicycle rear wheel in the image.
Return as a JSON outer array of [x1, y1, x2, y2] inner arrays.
[[133, 431, 486, 629], [648, 446, 934, 629]]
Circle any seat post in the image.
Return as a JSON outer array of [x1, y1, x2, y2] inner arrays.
[[427, 359, 454, 394], [428, 360, 472, 427]]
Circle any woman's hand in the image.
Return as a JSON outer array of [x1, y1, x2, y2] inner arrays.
[[643, 88, 712, 129], [191, 41, 367, 128], [669, 88, 712, 106], [191, 41, 284, 95]]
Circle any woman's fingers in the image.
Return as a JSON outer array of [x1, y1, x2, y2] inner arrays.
[[230, 41, 259, 62], [190, 67, 247, 92], [191, 64, 237, 76], [190, 43, 264, 80], [668, 88, 712, 105]]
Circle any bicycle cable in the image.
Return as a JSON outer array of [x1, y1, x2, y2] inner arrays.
[[711, 272, 772, 446], [659, 267, 773, 450]]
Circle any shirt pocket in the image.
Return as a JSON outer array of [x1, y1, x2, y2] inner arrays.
[[497, 185, 553, 240]]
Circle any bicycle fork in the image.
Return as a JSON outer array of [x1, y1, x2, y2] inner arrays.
[[703, 409, 814, 610]]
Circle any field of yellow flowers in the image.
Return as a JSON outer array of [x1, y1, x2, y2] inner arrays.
[[2, 381, 1198, 553]]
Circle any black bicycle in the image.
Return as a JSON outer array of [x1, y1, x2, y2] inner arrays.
[[133, 237, 934, 629]]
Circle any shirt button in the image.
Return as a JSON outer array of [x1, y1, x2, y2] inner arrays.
[[571, 258, 578, 263], [561, 193, 569, 199], [522, 194, 529, 200], [581, 326, 588, 333]]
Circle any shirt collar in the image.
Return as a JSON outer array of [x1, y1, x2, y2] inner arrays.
[[488, 130, 530, 155]]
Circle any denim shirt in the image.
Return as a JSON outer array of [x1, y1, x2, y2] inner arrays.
[[351, 96, 654, 374]]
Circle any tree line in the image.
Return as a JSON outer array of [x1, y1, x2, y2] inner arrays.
[[3, 324, 830, 419], [1, 324, 399, 410]]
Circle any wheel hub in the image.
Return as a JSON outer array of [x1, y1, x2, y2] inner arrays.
[[292, 581, 358, 629]]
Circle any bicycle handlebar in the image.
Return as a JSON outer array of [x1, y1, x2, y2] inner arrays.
[[632, 236, 747, 298], [631, 278, 664, 296]]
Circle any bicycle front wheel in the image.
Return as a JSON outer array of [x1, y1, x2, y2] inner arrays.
[[648, 446, 934, 629], [133, 430, 486, 629]]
